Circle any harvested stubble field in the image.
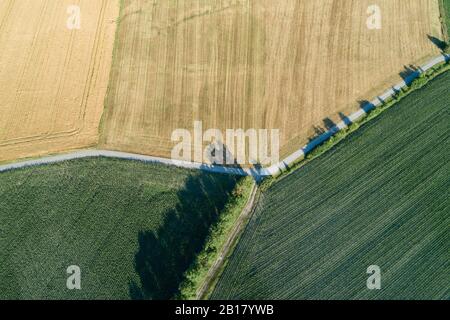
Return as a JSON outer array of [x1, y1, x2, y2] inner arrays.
[[100, 0, 443, 161], [211, 70, 450, 299], [0, 158, 241, 299], [0, 0, 119, 163]]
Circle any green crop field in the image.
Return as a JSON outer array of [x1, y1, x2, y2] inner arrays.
[[0, 158, 240, 299], [211, 71, 450, 300], [444, 0, 450, 37]]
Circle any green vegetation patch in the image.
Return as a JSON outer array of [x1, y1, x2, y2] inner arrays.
[[212, 71, 450, 300], [442, 0, 450, 40], [177, 177, 255, 300], [0, 158, 241, 299]]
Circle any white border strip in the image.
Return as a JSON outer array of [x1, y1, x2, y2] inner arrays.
[[0, 54, 448, 178]]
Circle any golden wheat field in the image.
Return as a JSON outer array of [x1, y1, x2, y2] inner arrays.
[[0, 0, 119, 163], [0, 0, 444, 164], [100, 0, 443, 161]]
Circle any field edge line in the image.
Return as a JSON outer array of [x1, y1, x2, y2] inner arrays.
[[177, 179, 259, 300]]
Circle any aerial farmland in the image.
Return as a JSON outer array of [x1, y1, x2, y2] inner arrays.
[[0, 0, 448, 306]]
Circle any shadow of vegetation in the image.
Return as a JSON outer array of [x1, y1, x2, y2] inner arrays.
[[323, 117, 336, 131], [338, 112, 352, 126], [300, 41, 446, 161], [399, 65, 421, 86], [428, 34, 448, 51], [203, 141, 264, 184], [309, 118, 337, 142], [129, 170, 242, 300], [312, 126, 326, 138]]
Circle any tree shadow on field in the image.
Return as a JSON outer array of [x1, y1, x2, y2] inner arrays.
[[427, 34, 448, 52], [358, 100, 376, 114], [128, 169, 242, 300], [323, 117, 337, 131], [339, 112, 352, 126], [309, 117, 337, 143], [399, 65, 422, 86], [201, 141, 264, 183]]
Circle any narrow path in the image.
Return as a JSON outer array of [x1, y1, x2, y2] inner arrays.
[[0, 149, 258, 176], [196, 182, 259, 300]]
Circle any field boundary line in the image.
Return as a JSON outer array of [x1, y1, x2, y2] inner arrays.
[[0, 54, 448, 178]]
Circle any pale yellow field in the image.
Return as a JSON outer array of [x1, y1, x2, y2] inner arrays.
[[0, 0, 119, 162], [100, 0, 443, 162]]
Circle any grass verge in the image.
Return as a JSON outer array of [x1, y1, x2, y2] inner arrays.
[[177, 176, 255, 300]]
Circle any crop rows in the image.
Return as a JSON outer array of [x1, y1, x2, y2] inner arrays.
[[0, 158, 240, 299]]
